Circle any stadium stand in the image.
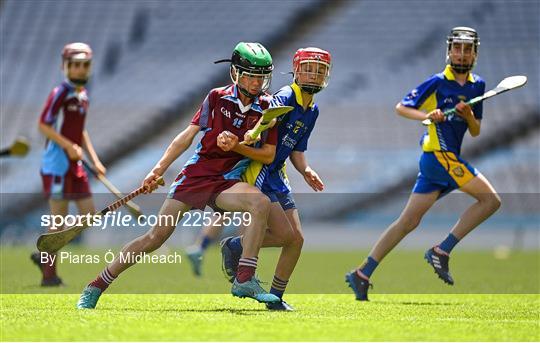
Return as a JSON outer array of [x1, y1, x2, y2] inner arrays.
[[0, 0, 324, 216], [0, 0, 538, 238]]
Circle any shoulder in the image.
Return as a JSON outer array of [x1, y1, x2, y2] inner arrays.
[[309, 105, 320, 122], [49, 83, 70, 101], [471, 73, 485, 85], [274, 85, 294, 98], [258, 93, 272, 110], [427, 72, 445, 85], [208, 85, 232, 98], [203, 85, 232, 106], [411, 73, 443, 93]]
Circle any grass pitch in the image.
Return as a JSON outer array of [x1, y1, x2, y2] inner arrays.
[[1, 246, 538, 341]]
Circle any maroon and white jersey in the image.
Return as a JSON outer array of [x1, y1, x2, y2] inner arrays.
[[39, 80, 88, 176], [180, 84, 277, 178]]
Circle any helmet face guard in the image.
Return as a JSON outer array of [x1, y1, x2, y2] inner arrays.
[[230, 64, 272, 98], [62, 42, 93, 86], [446, 27, 479, 74], [293, 47, 332, 94], [216, 42, 273, 99]]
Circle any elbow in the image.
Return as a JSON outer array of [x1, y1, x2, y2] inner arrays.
[[262, 156, 274, 165], [38, 122, 48, 134], [395, 102, 405, 116], [262, 151, 275, 165]]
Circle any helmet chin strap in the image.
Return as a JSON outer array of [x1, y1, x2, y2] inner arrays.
[[450, 63, 473, 74], [299, 85, 323, 94], [231, 66, 260, 99], [68, 78, 89, 86], [237, 84, 258, 99]]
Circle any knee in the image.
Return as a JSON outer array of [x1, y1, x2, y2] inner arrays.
[[484, 193, 502, 213], [290, 229, 304, 249], [246, 194, 271, 216], [143, 230, 169, 252], [397, 215, 421, 234]]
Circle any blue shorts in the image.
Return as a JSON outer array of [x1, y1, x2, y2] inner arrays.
[[413, 151, 478, 197], [266, 191, 296, 211]]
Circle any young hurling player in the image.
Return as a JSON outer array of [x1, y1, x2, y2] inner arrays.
[[77, 42, 281, 309], [32, 43, 106, 287], [220, 47, 332, 311], [346, 27, 501, 301]]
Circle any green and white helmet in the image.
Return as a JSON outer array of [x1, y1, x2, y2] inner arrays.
[[215, 42, 273, 98]]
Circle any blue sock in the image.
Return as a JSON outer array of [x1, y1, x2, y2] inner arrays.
[[227, 236, 243, 255], [438, 233, 460, 254], [200, 236, 212, 252], [358, 256, 379, 278]]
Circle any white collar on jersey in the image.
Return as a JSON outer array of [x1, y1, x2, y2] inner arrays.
[[237, 100, 252, 114]]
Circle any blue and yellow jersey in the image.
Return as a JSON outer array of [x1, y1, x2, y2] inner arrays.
[[242, 83, 319, 194], [401, 65, 486, 155]]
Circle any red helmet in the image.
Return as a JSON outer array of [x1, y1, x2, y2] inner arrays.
[[292, 47, 331, 94], [62, 42, 93, 62]]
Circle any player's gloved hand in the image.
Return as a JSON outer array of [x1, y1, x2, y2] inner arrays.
[[217, 131, 239, 152], [455, 101, 474, 120], [142, 170, 162, 194], [242, 130, 261, 146], [426, 109, 445, 123], [67, 143, 83, 161], [303, 166, 324, 192]]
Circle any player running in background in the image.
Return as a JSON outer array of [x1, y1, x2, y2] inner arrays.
[[32, 42, 106, 287], [77, 42, 282, 309], [346, 27, 501, 301], [220, 47, 332, 311]]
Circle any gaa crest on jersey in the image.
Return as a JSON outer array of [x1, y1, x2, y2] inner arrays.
[[452, 166, 464, 177]]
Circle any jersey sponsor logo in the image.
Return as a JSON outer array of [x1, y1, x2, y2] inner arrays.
[[281, 134, 297, 149], [67, 104, 79, 112], [443, 97, 454, 104]]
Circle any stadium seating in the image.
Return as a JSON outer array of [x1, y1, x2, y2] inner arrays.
[[0, 0, 537, 238], [0, 0, 319, 208]]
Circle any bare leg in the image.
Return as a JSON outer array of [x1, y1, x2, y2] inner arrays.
[[36, 199, 70, 282], [261, 203, 295, 247], [108, 198, 191, 276], [48, 199, 69, 232], [449, 173, 501, 239], [75, 197, 95, 217], [270, 208, 304, 282], [215, 183, 270, 258], [368, 191, 440, 262]]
